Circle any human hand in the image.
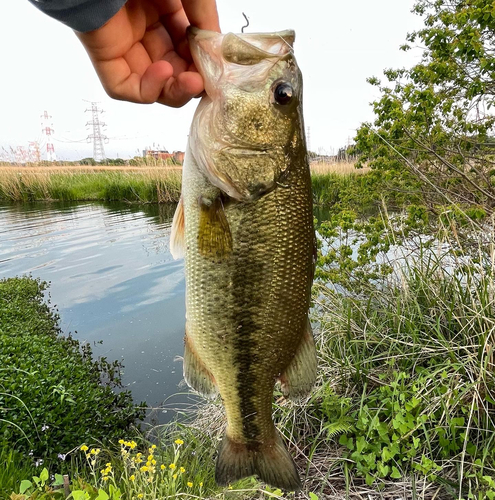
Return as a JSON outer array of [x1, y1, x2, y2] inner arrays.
[[76, 0, 220, 107]]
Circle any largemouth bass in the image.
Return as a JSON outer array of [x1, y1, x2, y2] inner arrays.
[[170, 27, 317, 490]]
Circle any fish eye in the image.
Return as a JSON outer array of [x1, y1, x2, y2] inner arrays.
[[273, 82, 293, 105]]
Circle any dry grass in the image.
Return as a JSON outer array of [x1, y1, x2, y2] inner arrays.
[[310, 160, 369, 176], [0, 165, 182, 173], [0, 166, 182, 203], [189, 398, 448, 499]]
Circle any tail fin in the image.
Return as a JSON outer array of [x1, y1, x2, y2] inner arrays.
[[215, 430, 301, 491]]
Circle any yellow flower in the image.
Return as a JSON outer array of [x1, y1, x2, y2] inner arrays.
[[199, 482, 203, 487], [137, 494, 143, 499], [151, 459, 156, 466], [228, 485, 233, 490], [130, 475, 135, 482], [169, 463, 176, 470], [180, 467, 186, 473], [118, 439, 125, 445], [146, 461, 151, 467], [130, 441, 137, 449], [85, 454, 90, 460], [106, 463, 111, 468], [187, 482, 193, 488], [174, 439, 184, 445], [151, 444, 157, 449], [147, 455, 153, 461], [102, 477, 109, 482], [160, 464, 165, 470], [140, 466, 149, 472], [80, 445, 89, 452], [101, 469, 108, 476], [172, 474, 177, 479]]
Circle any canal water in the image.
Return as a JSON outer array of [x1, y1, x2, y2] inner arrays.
[[0, 201, 191, 424]]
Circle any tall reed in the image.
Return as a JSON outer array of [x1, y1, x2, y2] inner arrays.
[[0, 167, 182, 203]]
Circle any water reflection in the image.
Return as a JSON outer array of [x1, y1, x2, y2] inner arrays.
[[0, 201, 188, 424]]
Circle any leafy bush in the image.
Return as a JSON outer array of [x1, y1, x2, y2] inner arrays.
[[0, 277, 145, 463], [354, 0, 495, 212], [312, 211, 495, 498]]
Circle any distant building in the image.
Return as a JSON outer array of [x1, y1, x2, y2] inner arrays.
[[143, 149, 185, 165], [173, 151, 185, 164]]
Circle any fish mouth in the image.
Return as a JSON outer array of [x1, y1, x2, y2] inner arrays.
[[187, 27, 295, 97]]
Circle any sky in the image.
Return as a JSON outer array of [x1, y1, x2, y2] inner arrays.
[[0, 1, 422, 161]]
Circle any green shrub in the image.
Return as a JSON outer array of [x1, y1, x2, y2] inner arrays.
[[0, 277, 145, 464], [311, 211, 495, 497]]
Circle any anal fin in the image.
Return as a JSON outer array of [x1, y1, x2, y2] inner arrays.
[[198, 196, 232, 260], [278, 319, 317, 400], [170, 196, 185, 259], [183, 334, 217, 399]]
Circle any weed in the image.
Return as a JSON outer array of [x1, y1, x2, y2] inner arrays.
[[0, 277, 145, 465]]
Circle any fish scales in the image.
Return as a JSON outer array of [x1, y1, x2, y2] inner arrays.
[[171, 27, 317, 490]]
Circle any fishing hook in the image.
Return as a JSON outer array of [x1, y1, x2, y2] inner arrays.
[[241, 12, 249, 33]]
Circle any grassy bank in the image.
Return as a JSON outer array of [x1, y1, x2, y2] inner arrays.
[[0, 277, 146, 499], [0, 164, 376, 208], [0, 167, 182, 203]]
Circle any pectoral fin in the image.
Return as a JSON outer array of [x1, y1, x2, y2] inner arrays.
[[183, 333, 217, 399], [170, 196, 185, 259], [198, 197, 232, 260], [278, 319, 317, 399]]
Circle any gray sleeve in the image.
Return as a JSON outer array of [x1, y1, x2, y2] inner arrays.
[[27, 0, 128, 32]]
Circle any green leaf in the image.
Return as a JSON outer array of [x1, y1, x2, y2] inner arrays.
[[378, 462, 390, 477], [382, 446, 394, 462], [71, 490, 89, 500], [108, 485, 122, 500], [19, 480, 33, 494], [309, 493, 319, 500], [40, 468, 49, 483], [391, 466, 402, 479], [96, 489, 110, 500], [53, 474, 65, 486], [356, 435, 368, 454]]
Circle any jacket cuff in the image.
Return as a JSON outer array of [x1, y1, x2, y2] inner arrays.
[[28, 0, 127, 32]]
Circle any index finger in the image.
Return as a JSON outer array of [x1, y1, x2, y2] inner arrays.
[[181, 0, 220, 32]]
